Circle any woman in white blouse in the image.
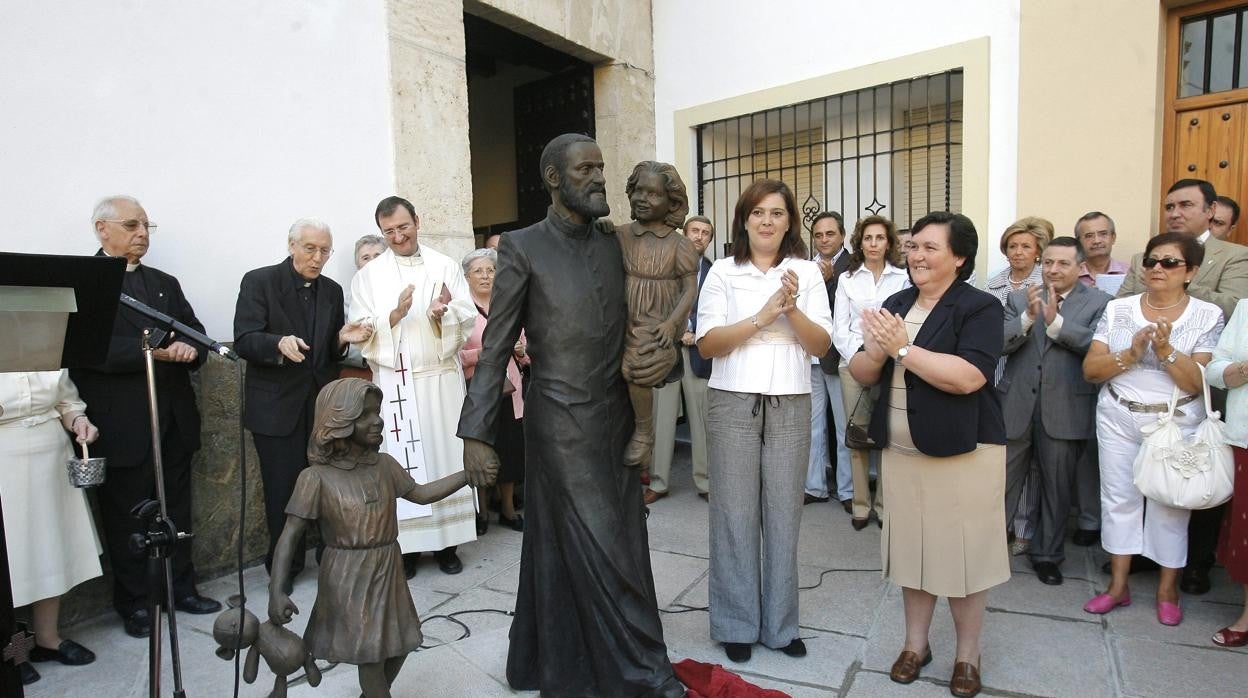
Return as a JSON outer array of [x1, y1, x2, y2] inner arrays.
[[1082, 232, 1223, 626], [696, 179, 834, 664], [0, 370, 102, 684], [832, 215, 910, 529]]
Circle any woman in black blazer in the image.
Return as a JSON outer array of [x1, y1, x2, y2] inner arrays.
[[849, 212, 1007, 698]]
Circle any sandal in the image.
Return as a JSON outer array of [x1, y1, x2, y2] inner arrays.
[[1212, 626, 1248, 647]]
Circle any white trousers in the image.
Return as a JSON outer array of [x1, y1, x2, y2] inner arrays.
[[1096, 390, 1195, 569]]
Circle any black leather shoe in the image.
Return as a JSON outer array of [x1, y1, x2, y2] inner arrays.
[[840, 499, 853, 514], [1180, 567, 1212, 595], [1071, 529, 1101, 546], [1033, 561, 1063, 586], [724, 642, 751, 662], [29, 639, 95, 665], [500, 513, 524, 532], [851, 517, 870, 531], [123, 609, 151, 638], [19, 661, 39, 685], [476, 514, 489, 536], [436, 550, 463, 575], [174, 593, 222, 615], [780, 638, 806, 657], [803, 493, 829, 505], [403, 552, 420, 580]]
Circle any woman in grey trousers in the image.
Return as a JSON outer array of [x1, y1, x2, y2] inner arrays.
[[695, 179, 834, 663]]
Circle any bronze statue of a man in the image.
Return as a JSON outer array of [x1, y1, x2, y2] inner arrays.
[[459, 134, 684, 696], [617, 161, 699, 474]]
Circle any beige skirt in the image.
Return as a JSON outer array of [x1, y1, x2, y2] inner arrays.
[[881, 444, 1010, 598]]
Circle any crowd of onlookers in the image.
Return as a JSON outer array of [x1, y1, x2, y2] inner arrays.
[[634, 176, 1247, 696], [3, 176, 1245, 697]]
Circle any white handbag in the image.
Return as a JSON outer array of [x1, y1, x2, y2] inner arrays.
[[1132, 364, 1234, 510]]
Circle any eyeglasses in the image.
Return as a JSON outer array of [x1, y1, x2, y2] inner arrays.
[[298, 244, 334, 259], [100, 219, 156, 232], [1142, 256, 1186, 270], [382, 223, 414, 238]]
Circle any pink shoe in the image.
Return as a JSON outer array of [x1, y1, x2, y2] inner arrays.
[[1083, 593, 1131, 614], [1157, 601, 1183, 626]]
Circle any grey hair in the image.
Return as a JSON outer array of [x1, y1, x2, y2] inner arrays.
[[461, 247, 497, 275], [91, 195, 143, 240], [288, 217, 331, 244], [1074, 211, 1116, 236], [354, 234, 384, 257]]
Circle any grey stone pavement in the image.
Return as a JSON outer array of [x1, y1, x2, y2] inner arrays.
[[26, 443, 1248, 697]]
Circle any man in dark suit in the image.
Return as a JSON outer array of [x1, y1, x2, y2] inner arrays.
[[70, 195, 221, 638], [1000, 237, 1112, 585], [805, 212, 854, 508], [233, 219, 371, 588], [647, 215, 716, 503]]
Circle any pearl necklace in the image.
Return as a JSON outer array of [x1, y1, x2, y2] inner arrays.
[[1143, 293, 1185, 311]]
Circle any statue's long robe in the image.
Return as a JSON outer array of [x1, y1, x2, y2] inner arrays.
[[458, 207, 682, 697]]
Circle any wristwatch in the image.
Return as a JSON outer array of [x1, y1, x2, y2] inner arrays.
[[895, 345, 911, 363], [1162, 350, 1179, 365]]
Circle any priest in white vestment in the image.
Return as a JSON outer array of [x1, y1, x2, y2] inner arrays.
[[351, 196, 477, 575]]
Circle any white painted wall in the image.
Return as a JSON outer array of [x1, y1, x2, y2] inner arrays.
[[0, 0, 396, 338], [652, 0, 1020, 272]]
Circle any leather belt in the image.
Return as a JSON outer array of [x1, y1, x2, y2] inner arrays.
[[1108, 385, 1197, 413]]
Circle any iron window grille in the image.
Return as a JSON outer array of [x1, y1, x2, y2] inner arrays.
[[695, 69, 963, 254]]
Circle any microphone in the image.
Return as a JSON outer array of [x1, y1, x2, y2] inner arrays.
[[119, 293, 240, 361]]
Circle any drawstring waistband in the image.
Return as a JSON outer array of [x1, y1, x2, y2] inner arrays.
[[751, 394, 781, 443]]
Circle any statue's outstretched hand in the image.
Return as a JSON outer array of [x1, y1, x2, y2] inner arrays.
[[268, 592, 298, 626], [463, 438, 500, 487]]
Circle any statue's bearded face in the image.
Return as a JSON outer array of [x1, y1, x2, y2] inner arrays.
[[558, 142, 610, 219]]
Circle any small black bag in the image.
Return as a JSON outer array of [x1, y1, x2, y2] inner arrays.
[[844, 384, 879, 450]]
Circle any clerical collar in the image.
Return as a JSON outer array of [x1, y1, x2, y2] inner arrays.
[[99, 248, 140, 272], [286, 256, 319, 289], [546, 206, 594, 240]]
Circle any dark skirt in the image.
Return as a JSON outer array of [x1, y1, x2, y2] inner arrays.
[[1217, 446, 1248, 584], [495, 397, 526, 484]]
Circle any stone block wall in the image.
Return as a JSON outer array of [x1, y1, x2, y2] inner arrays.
[[59, 356, 271, 625]]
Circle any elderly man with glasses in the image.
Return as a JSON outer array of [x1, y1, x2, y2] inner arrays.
[[233, 218, 372, 592], [69, 195, 222, 638]]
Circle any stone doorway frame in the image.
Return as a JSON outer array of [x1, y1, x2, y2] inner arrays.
[[384, 0, 657, 260]]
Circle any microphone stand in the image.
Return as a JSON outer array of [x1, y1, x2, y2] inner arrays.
[[120, 300, 237, 698]]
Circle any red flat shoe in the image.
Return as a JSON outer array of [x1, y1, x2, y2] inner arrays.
[[1212, 626, 1248, 647]]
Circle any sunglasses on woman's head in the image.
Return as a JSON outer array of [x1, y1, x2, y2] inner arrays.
[[1141, 256, 1186, 270]]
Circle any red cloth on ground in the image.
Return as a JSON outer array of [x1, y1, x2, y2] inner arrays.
[[672, 658, 791, 698], [1217, 446, 1248, 584]]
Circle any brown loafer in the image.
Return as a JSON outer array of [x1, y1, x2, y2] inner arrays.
[[643, 489, 667, 505], [949, 658, 981, 697], [889, 646, 932, 684]]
